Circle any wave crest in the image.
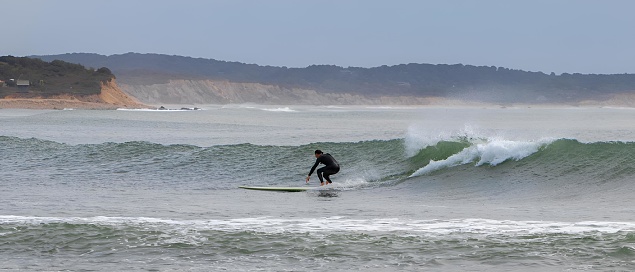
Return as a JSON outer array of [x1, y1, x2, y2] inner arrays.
[[410, 139, 548, 177]]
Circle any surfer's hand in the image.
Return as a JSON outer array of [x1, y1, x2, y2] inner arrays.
[[306, 176, 310, 183]]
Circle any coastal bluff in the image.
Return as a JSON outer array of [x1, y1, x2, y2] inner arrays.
[[119, 79, 444, 105], [118, 79, 635, 107], [0, 79, 149, 109], [0, 56, 149, 109]]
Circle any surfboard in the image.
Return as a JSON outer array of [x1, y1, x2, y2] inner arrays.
[[239, 186, 315, 192]]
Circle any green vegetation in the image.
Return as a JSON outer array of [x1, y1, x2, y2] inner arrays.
[[0, 56, 115, 98], [34, 53, 635, 103]]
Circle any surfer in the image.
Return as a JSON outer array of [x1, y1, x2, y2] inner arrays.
[[306, 150, 340, 186]]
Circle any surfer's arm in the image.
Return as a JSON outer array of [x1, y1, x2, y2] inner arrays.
[[308, 159, 320, 176]]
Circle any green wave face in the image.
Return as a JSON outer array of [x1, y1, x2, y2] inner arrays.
[[3, 136, 635, 189]]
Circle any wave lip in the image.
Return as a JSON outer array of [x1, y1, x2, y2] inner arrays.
[[410, 138, 551, 177]]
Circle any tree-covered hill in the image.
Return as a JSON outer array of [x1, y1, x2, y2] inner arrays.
[[0, 56, 115, 97], [33, 53, 635, 103]]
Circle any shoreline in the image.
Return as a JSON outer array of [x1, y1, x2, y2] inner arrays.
[[0, 98, 151, 110], [2, 98, 634, 110]]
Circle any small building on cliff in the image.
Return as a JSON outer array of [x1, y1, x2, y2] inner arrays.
[[16, 80, 29, 92], [16, 80, 29, 86]]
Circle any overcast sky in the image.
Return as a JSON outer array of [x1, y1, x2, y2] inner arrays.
[[2, 0, 634, 74]]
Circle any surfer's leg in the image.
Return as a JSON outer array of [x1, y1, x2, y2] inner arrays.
[[323, 173, 332, 184], [316, 167, 326, 183], [322, 166, 339, 184]]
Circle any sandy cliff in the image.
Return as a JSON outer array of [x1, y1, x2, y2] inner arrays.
[[4, 78, 634, 109], [119, 79, 446, 105], [0, 79, 150, 109], [97, 79, 147, 107], [117, 79, 635, 107]]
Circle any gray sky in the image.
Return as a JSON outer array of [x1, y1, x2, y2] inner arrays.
[[2, 0, 634, 74]]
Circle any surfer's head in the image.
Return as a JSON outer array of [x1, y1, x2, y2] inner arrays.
[[314, 150, 323, 158]]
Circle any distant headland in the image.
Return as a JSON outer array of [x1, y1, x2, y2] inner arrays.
[[4, 53, 635, 109]]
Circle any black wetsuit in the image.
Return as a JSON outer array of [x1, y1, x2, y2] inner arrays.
[[308, 153, 340, 183]]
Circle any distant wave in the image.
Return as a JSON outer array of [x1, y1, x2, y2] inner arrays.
[[261, 107, 296, 112], [218, 104, 297, 112]]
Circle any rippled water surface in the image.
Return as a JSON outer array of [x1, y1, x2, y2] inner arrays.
[[1, 105, 635, 271]]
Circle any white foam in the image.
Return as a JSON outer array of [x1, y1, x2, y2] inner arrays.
[[261, 107, 296, 112], [218, 103, 259, 110], [332, 177, 370, 189], [410, 138, 549, 177], [475, 138, 545, 166], [1, 215, 634, 236], [219, 104, 297, 112]]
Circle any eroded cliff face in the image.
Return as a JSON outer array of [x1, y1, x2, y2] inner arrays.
[[97, 79, 148, 107], [118, 79, 442, 105]]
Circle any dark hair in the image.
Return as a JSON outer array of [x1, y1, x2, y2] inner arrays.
[[314, 150, 323, 154]]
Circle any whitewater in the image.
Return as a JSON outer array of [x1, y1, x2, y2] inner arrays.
[[1, 105, 635, 271]]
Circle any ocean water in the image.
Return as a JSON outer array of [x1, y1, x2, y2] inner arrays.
[[1, 105, 635, 271]]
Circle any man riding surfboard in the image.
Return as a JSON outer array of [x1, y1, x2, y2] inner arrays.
[[306, 150, 340, 186]]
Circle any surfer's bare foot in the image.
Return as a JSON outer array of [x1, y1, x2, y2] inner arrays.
[[320, 182, 324, 186]]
